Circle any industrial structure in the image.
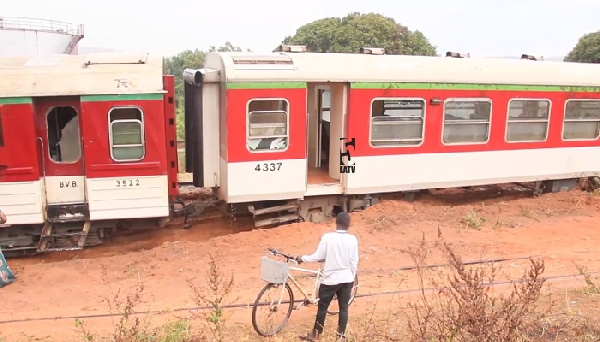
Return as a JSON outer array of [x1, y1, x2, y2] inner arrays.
[[0, 16, 84, 57]]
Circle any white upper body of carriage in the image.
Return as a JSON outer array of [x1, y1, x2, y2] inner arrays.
[[204, 51, 600, 86], [0, 52, 165, 97]]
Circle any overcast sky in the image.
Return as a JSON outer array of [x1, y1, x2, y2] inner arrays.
[[2, 0, 599, 59]]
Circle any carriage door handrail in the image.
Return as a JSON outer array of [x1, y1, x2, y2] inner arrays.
[[36, 137, 49, 203], [81, 136, 88, 202]]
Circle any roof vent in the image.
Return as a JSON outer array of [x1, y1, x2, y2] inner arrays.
[[360, 47, 385, 55], [231, 54, 295, 70], [231, 54, 293, 65], [445, 51, 470, 58], [277, 44, 307, 53], [521, 54, 543, 61]]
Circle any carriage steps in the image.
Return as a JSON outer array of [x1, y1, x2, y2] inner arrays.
[[248, 201, 300, 228]]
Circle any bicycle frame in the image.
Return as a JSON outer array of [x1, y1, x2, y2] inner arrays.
[[269, 256, 325, 310], [285, 263, 324, 308]]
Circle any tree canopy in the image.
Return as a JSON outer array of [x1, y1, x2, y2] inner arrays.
[[564, 31, 600, 63], [280, 12, 437, 56]]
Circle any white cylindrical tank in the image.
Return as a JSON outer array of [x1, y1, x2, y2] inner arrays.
[[0, 17, 84, 57]]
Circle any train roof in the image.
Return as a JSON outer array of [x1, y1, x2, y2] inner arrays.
[[0, 52, 165, 99], [202, 51, 600, 88]]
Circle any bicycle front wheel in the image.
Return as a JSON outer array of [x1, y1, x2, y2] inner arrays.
[[327, 274, 359, 315], [251, 282, 294, 337]]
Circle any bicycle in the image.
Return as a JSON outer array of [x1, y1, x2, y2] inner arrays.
[[251, 247, 359, 337]]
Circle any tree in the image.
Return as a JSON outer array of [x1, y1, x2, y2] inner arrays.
[[163, 49, 206, 140], [208, 41, 249, 53], [280, 12, 437, 56], [162, 42, 250, 139], [564, 31, 600, 63]]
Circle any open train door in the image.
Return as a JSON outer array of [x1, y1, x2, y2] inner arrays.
[[305, 83, 347, 197], [33, 96, 89, 225]]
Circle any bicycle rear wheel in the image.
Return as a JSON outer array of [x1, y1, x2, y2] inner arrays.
[[252, 282, 294, 337], [327, 274, 359, 315]]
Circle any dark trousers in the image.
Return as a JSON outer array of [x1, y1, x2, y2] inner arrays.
[[314, 281, 353, 336]]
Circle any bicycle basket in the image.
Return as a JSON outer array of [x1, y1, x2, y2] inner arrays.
[[260, 256, 289, 284]]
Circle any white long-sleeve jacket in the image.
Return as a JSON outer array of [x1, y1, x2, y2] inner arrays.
[[301, 230, 359, 286]]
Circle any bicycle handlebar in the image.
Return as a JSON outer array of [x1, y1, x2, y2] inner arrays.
[[267, 247, 297, 263]]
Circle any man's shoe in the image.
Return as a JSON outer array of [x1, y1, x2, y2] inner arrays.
[[304, 329, 320, 341]]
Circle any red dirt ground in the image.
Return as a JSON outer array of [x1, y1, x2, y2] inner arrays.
[[1, 184, 600, 341]]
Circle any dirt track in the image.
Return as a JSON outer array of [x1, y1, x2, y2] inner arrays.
[[1, 185, 600, 341]]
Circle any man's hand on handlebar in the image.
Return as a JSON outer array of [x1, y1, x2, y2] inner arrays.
[[294, 256, 303, 264]]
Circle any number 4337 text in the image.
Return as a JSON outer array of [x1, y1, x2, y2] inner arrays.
[[255, 163, 282, 171]]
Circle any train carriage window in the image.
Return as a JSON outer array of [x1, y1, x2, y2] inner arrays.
[[46, 106, 81, 163], [370, 98, 425, 147], [442, 99, 492, 144], [247, 99, 289, 152], [506, 99, 551, 142], [109, 107, 145, 161], [562, 100, 600, 140]]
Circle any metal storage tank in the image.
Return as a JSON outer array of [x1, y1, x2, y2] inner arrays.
[[0, 16, 84, 57]]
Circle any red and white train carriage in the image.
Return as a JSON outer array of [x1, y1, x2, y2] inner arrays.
[[3, 46, 600, 256], [0, 53, 179, 256], [183, 47, 600, 226]]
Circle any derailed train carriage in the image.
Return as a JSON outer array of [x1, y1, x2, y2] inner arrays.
[[2, 46, 600, 256], [0, 53, 179, 256], [182, 48, 600, 227]]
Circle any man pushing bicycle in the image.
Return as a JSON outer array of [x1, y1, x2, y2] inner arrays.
[[295, 212, 359, 342]]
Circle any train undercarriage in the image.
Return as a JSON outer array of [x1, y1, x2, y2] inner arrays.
[[0, 177, 587, 258], [0, 217, 113, 258]]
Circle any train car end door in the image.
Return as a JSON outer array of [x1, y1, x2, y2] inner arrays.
[[34, 97, 87, 220]]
